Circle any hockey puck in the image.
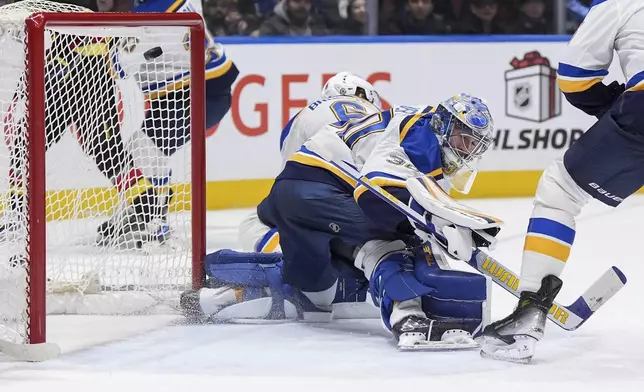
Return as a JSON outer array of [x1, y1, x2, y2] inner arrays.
[[144, 46, 163, 61]]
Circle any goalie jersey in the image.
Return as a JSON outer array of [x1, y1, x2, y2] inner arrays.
[[278, 105, 445, 232], [556, 0, 644, 117], [112, 0, 238, 99]]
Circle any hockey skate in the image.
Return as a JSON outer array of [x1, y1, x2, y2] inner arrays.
[[480, 275, 562, 364], [96, 187, 163, 248], [393, 315, 479, 351], [149, 187, 174, 244]]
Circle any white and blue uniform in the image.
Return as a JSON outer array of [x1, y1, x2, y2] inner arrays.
[[205, 96, 492, 329], [257, 106, 458, 299], [513, 0, 644, 293], [280, 105, 448, 226], [114, 0, 238, 157], [279, 96, 381, 168], [243, 102, 427, 253]]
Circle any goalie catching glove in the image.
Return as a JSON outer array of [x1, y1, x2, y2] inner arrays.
[[405, 175, 502, 261]]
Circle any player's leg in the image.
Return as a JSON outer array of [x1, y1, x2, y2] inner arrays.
[[257, 179, 381, 321], [181, 178, 388, 322], [481, 90, 644, 363], [66, 54, 158, 245], [180, 247, 371, 322], [103, 82, 233, 240]]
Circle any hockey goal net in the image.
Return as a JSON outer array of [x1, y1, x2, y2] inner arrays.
[[0, 1, 205, 357]]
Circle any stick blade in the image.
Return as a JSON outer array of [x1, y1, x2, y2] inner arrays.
[[554, 266, 627, 331], [0, 340, 61, 362]]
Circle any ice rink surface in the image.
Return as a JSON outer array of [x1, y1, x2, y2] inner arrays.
[[1, 196, 644, 391]]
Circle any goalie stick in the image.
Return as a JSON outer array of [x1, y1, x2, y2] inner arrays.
[[308, 140, 626, 331]]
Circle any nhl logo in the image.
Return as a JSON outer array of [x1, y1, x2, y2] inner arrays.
[[514, 83, 531, 110], [505, 51, 562, 122]]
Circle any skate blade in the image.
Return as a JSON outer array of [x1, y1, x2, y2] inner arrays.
[[480, 349, 532, 364], [210, 317, 295, 325], [480, 335, 536, 364], [398, 341, 479, 351]]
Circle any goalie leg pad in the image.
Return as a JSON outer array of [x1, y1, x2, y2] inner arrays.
[[370, 244, 488, 332], [202, 249, 334, 321], [412, 243, 488, 332], [369, 251, 437, 329], [204, 249, 283, 288], [413, 244, 487, 301]]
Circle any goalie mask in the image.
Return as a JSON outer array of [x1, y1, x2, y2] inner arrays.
[[321, 72, 382, 109], [430, 94, 494, 194]]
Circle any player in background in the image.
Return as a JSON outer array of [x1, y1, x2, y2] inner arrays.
[[238, 71, 382, 254], [183, 94, 498, 348], [480, 0, 636, 363], [0, 0, 143, 242], [96, 0, 239, 244]]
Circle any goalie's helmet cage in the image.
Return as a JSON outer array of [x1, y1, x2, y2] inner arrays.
[[0, 1, 205, 350]]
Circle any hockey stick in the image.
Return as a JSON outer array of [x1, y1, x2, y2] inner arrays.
[[308, 140, 626, 331]]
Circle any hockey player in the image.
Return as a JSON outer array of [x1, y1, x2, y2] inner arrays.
[[239, 71, 382, 253], [480, 0, 636, 363], [183, 94, 499, 348], [96, 0, 239, 244]]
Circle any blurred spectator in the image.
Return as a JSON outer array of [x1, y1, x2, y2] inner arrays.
[[380, 0, 398, 16], [316, 0, 343, 30], [510, 0, 548, 34], [336, 0, 366, 35], [383, 0, 449, 35], [204, 0, 258, 36], [455, 0, 508, 34], [434, 0, 467, 24], [259, 0, 328, 36]]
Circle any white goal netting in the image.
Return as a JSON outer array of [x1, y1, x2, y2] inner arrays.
[[0, 1, 202, 345]]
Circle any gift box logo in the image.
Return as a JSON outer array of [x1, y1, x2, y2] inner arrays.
[[505, 51, 562, 123]]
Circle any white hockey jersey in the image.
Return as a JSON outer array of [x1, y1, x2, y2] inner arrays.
[[279, 105, 444, 231], [280, 99, 427, 168], [112, 0, 236, 99], [557, 0, 644, 94], [279, 96, 380, 168]]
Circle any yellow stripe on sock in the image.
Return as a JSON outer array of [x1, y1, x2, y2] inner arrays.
[[261, 232, 280, 253], [123, 178, 153, 205], [524, 235, 571, 263]]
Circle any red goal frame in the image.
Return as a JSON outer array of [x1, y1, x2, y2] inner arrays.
[[23, 12, 206, 345]]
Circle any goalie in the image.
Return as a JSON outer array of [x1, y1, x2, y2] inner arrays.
[[181, 94, 500, 349]]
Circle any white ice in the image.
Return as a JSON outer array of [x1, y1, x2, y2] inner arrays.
[[1, 196, 644, 391]]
